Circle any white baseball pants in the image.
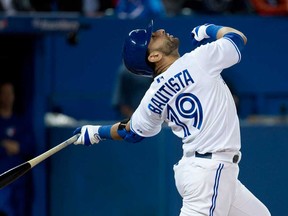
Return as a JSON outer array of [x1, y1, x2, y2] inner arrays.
[[173, 155, 271, 216]]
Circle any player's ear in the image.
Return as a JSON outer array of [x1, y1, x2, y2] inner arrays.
[[147, 51, 162, 64]]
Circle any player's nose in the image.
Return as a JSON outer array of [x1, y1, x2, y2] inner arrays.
[[155, 29, 165, 35]]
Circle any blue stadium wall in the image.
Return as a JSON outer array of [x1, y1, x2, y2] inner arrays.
[[0, 14, 287, 216], [30, 15, 288, 122]]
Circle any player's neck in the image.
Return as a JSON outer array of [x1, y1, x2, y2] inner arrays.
[[154, 55, 179, 76]]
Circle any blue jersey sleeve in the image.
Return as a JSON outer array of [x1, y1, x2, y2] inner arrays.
[[223, 32, 245, 51]]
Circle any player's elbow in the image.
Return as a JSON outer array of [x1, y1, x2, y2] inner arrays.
[[242, 34, 247, 45], [117, 128, 145, 143], [224, 32, 247, 51]]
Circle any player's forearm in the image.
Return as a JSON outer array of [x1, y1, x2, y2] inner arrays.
[[101, 120, 143, 143], [111, 123, 124, 140], [216, 27, 247, 45]]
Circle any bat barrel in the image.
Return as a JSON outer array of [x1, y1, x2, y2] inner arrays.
[[0, 162, 31, 189], [0, 134, 79, 189]]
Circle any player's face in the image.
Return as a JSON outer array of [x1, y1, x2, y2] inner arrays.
[[148, 29, 179, 56]]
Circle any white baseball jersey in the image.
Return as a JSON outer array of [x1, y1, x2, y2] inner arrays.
[[130, 37, 241, 154]]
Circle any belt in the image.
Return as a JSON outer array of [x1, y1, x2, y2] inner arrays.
[[187, 151, 241, 164]]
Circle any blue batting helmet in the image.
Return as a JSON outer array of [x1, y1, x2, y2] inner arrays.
[[122, 20, 154, 77]]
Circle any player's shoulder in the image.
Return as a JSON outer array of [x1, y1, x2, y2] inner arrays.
[[188, 38, 238, 59]]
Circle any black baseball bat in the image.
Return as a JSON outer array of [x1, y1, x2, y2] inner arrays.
[[0, 134, 79, 189]]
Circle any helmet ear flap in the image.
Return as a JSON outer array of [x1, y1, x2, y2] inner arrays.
[[122, 20, 154, 78]]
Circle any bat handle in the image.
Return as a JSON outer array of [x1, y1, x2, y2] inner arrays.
[[29, 134, 79, 168]]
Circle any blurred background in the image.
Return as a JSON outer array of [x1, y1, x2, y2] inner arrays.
[[0, 0, 287, 215]]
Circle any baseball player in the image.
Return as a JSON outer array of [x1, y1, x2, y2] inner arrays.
[[73, 21, 271, 216]]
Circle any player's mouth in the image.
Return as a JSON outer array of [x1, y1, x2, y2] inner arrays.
[[167, 33, 174, 38], [166, 33, 175, 41]]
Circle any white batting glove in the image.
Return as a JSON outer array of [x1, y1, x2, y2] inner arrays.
[[73, 125, 101, 146], [191, 24, 210, 42]]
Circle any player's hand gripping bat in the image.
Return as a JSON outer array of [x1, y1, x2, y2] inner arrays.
[[0, 134, 79, 189]]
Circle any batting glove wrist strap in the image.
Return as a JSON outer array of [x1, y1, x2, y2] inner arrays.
[[191, 24, 223, 42], [191, 24, 210, 42]]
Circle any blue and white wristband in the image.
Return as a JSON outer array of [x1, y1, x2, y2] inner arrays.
[[98, 125, 112, 140], [206, 24, 223, 40]]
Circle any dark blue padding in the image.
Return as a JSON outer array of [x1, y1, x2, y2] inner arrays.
[[117, 127, 145, 143]]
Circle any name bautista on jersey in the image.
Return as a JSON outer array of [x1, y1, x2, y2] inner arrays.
[[148, 69, 194, 115]]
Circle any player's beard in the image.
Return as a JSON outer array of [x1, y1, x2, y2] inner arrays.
[[160, 37, 179, 56]]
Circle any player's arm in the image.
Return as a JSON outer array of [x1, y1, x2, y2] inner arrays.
[[191, 23, 247, 71], [216, 27, 247, 44], [73, 119, 145, 146], [192, 24, 247, 51]]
